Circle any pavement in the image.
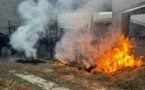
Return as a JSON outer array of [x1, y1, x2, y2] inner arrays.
[[0, 58, 107, 90]]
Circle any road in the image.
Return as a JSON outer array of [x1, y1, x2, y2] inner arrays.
[[0, 58, 106, 90]]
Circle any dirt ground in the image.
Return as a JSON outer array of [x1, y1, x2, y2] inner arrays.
[[0, 42, 145, 90], [0, 59, 145, 90]]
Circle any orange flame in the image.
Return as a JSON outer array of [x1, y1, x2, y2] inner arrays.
[[93, 35, 143, 73]]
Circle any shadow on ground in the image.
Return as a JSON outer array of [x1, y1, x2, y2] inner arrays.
[[15, 59, 46, 64]]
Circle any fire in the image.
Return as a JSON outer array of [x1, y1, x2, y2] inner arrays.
[[93, 35, 143, 73], [55, 61, 70, 66]]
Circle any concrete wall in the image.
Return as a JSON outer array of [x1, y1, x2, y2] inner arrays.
[[113, 0, 145, 35], [113, 0, 145, 12], [94, 12, 112, 22], [0, 0, 22, 34], [131, 14, 145, 25]]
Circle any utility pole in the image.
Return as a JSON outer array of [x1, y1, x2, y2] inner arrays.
[[8, 20, 11, 35]]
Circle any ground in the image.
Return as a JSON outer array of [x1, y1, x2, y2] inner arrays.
[[0, 42, 145, 90], [0, 58, 107, 90]]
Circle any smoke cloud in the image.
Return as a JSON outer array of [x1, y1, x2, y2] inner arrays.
[[10, 0, 114, 66], [55, 0, 115, 68], [57, 0, 112, 13], [10, 0, 53, 59]]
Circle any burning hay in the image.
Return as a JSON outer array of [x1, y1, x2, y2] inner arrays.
[[54, 57, 145, 90], [93, 35, 143, 73], [55, 34, 144, 74]]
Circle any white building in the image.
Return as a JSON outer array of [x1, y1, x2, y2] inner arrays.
[[58, 13, 91, 29], [58, 12, 112, 30]]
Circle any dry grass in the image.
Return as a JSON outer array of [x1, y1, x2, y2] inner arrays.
[[3, 59, 145, 90], [44, 61, 145, 90], [0, 78, 33, 90], [93, 64, 145, 90]]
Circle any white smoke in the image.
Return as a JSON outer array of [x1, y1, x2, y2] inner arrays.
[[10, 0, 113, 65], [55, 0, 114, 68], [10, 0, 53, 59]]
